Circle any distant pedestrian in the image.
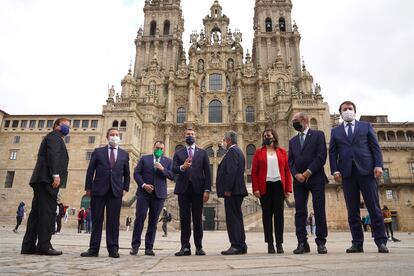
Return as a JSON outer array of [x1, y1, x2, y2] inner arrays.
[[126, 216, 132, 232], [56, 202, 65, 233], [382, 205, 400, 242], [85, 208, 92, 233], [13, 202, 25, 233], [78, 208, 85, 233], [159, 208, 172, 237], [308, 212, 316, 236]]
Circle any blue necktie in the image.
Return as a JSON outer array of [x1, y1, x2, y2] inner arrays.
[[347, 122, 354, 141], [299, 133, 305, 149]]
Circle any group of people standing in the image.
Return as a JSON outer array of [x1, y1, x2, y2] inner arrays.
[[19, 100, 392, 257]]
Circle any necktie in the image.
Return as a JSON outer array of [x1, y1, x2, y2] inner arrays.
[[299, 133, 305, 149], [110, 147, 116, 168], [188, 147, 193, 160], [347, 122, 354, 141]]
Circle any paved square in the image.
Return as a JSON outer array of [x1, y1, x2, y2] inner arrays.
[[1, 226, 413, 275]]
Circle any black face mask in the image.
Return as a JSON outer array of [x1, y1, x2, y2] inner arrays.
[[263, 138, 273, 146], [293, 121, 303, 132]]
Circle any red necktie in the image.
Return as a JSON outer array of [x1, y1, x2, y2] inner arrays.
[[110, 147, 116, 168]]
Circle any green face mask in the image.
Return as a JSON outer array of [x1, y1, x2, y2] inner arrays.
[[154, 148, 163, 158]]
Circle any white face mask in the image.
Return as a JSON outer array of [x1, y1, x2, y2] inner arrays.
[[109, 136, 121, 147], [341, 110, 355, 122]]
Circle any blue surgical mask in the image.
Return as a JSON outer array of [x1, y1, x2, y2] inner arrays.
[[60, 124, 70, 136], [185, 136, 195, 146]]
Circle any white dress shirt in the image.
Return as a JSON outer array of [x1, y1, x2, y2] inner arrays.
[[266, 151, 281, 182], [108, 144, 119, 161], [344, 119, 356, 133]]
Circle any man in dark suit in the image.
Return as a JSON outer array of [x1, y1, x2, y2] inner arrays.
[[130, 141, 174, 256], [21, 118, 70, 256], [288, 112, 328, 254], [81, 128, 130, 258], [173, 128, 211, 256], [216, 131, 248, 255], [329, 101, 388, 253]]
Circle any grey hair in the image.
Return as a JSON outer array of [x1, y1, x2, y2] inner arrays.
[[296, 112, 309, 123], [224, 130, 237, 144]]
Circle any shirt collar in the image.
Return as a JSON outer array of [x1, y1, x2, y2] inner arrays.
[[344, 119, 356, 126], [108, 144, 119, 150], [185, 144, 196, 150], [300, 127, 309, 136]]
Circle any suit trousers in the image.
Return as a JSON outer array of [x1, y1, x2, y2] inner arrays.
[[293, 181, 327, 245], [178, 183, 203, 249], [89, 188, 122, 253], [224, 195, 247, 250], [342, 163, 387, 247], [22, 183, 57, 252], [131, 193, 164, 250], [259, 181, 285, 245]]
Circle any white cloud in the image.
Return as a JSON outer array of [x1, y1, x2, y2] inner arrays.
[[0, 0, 412, 122]]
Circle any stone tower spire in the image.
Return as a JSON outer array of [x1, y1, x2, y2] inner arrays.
[[133, 0, 184, 78]]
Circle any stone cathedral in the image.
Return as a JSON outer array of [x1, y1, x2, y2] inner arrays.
[[3, 0, 413, 231]]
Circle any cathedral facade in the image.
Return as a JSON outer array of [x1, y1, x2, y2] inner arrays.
[[1, 0, 413, 231]]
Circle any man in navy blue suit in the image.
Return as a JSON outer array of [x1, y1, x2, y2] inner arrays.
[[329, 101, 388, 253], [216, 131, 248, 255], [130, 141, 174, 256], [288, 112, 328, 254], [81, 128, 130, 258], [173, 128, 211, 256]]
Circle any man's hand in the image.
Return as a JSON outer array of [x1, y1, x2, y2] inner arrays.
[[254, 191, 261, 198], [224, 191, 231, 197], [203, 191, 210, 203], [295, 173, 306, 183], [143, 184, 154, 193], [374, 167, 383, 178], [86, 190, 91, 196], [52, 176, 61, 188], [303, 170, 312, 182], [284, 192, 290, 199], [154, 162, 164, 172], [333, 172, 342, 184], [181, 158, 192, 170]]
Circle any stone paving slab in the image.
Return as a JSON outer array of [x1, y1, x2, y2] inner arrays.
[[0, 225, 413, 275]]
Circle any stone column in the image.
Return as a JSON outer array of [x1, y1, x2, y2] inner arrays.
[[257, 78, 265, 121], [188, 82, 195, 122], [164, 126, 171, 157]]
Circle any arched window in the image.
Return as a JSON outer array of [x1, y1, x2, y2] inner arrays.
[[246, 106, 255, 123], [407, 131, 414, 141], [387, 131, 396, 141], [265, 18, 273, 32], [310, 118, 318, 130], [209, 100, 223, 123], [396, 131, 405, 141], [209, 73, 222, 91], [246, 144, 256, 169], [377, 131, 386, 142], [175, 144, 185, 152], [150, 20, 157, 36], [120, 120, 127, 127], [177, 107, 186, 124], [163, 20, 170, 35], [112, 120, 119, 127], [206, 146, 214, 158], [279, 17, 286, 32]]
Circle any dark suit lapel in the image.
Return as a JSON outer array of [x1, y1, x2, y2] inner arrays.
[[301, 129, 313, 152], [339, 123, 351, 145], [103, 146, 111, 167], [191, 146, 200, 163], [352, 120, 360, 143]]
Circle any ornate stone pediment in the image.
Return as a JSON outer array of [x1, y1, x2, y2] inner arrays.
[[209, 51, 223, 69]]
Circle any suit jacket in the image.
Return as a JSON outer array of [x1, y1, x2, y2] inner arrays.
[[288, 129, 328, 185], [85, 145, 130, 198], [30, 130, 69, 194], [134, 154, 174, 199], [173, 146, 212, 194], [251, 147, 293, 196], [216, 145, 248, 198], [329, 120, 383, 178]]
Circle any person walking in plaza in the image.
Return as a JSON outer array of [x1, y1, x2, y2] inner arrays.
[[55, 202, 65, 234], [13, 202, 25, 233], [159, 207, 171, 237], [289, 112, 328, 254], [329, 101, 389, 253], [217, 131, 248, 255], [77, 208, 85, 233], [126, 216, 132, 232], [173, 128, 211, 256], [85, 207, 92, 233], [252, 128, 292, 254], [382, 205, 400, 242], [130, 141, 174, 256], [21, 118, 70, 256], [80, 127, 130, 258]]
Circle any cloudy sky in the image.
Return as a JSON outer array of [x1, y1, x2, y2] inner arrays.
[[1, 0, 413, 121]]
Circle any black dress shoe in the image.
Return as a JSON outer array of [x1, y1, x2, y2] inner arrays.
[[80, 250, 98, 257], [317, 245, 328, 254], [195, 248, 206, 255], [276, 243, 284, 254], [267, 243, 275, 254], [175, 248, 191, 256], [145, 249, 155, 256], [221, 247, 242, 255], [378, 244, 389, 253], [293, 242, 310, 254], [130, 247, 138, 255], [241, 246, 247, 254], [346, 245, 364, 253], [39, 248, 63, 256], [21, 249, 37, 255], [108, 251, 120, 258]]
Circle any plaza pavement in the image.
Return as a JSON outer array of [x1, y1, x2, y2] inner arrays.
[[0, 225, 413, 276]]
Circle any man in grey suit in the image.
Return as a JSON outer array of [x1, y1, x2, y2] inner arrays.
[[216, 131, 248, 255], [21, 118, 70, 256]]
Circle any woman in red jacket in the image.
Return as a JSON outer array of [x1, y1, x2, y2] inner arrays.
[[251, 128, 292, 254]]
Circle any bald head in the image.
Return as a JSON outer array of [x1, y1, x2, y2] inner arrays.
[[292, 112, 309, 132]]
